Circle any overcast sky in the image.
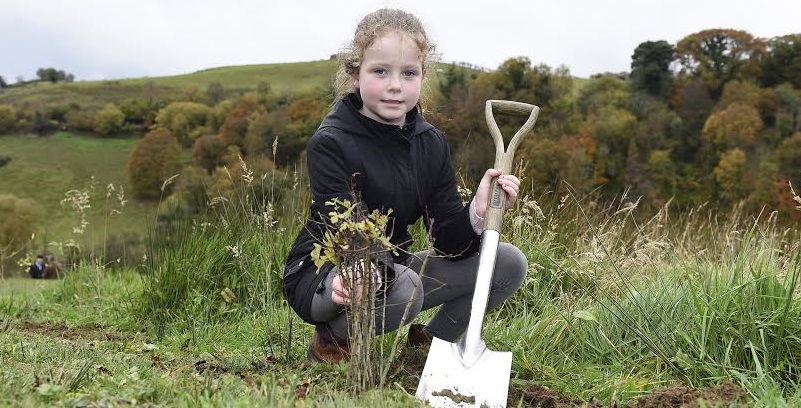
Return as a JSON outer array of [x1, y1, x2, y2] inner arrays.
[[1, 0, 799, 82]]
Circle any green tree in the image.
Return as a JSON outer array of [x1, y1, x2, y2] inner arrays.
[[483, 57, 576, 139], [205, 81, 225, 106], [647, 149, 677, 204], [775, 132, 801, 187], [119, 98, 156, 128], [0, 76, 7, 89], [592, 106, 638, 191], [577, 75, 630, 115], [93, 103, 126, 136], [760, 34, 801, 89], [155, 101, 212, 146], [438, 63, 468, 98], [630, 40, 676, 99], [0, 104, 16, 134], [128, 128, 182, 199], [676, 29, 766, 98], [35, 67, 73, 83], [775, 84, 801, 137], [520, 138, 572, 195], [674, 79, 715, 161]]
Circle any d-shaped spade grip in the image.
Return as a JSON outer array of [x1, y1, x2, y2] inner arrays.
[[484, 100, 540, 232]]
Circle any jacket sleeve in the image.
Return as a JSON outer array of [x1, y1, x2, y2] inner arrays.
[[306, 132, 394, 272], [307, 131, 358, 204], [425, 133, 481, 260]]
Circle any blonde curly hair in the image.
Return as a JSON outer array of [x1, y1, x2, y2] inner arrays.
[[333, 8, 436, 101]]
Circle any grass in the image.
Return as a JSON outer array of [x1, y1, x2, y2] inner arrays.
[[0, 277, 60, 298], [123, 60, 339, 93], [0, 132, 156, 244], [0, 60, 339, 110], [3, 136, 801, 407]]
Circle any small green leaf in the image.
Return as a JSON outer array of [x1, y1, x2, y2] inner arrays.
[[573, 310, 598, 322]]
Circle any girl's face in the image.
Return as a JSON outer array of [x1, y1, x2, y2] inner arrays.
[[353, 31, 426, 126]]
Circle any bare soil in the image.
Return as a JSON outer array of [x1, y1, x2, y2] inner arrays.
[[17, 320, 130, 342], [388, 347, 750, 408]]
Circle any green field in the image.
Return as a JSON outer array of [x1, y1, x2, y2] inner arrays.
[[0, 277, 60, 297], [0, 132, 158, 260], [0, 60, 339, 110]]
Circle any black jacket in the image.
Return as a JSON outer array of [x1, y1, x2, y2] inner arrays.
[[29, 262, 44, 279], [283, 93, 481, 323]]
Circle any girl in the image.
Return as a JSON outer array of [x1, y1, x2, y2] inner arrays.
[[283, 8, 528, 363]]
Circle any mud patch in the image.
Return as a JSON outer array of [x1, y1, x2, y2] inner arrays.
[[17, 321, 130, 342], [386, 345, 429, 393], [509, 384, 591, 407], [627, 382, 749, 407]]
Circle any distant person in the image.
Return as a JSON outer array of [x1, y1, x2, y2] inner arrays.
[[29, 255, 46, 279], [43, 255, 61, 279], [282, 8, 527, 363]]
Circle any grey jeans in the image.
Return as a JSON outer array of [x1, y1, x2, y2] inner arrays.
[[310, 242, 527, 342]]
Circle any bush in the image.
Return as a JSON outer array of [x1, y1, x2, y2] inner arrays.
[[65, 109, 95, 132], [155, 101, 211, 145], [93, 103, 126, 136], [0, 104, 16, 134], [0, 194, 41, 254], [128, 128, 182, 199], [192, 133, 226, 173]]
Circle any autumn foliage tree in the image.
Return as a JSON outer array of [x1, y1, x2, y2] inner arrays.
[[218, 95, 264, 153], [676, 29, 766, 98], [713, 148, 748, 203], [702, 103, 764, 150], [155, 101, 212, 146], [128, 128, 182, 199], [192, 133, 227, 173]]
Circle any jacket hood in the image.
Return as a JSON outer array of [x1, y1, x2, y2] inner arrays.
[[318, 93, 434, 140]]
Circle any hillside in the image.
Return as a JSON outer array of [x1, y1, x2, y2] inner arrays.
[[0, 59, 484, 111], [0, 132, 159, 251], [0, 60, 340, 110]]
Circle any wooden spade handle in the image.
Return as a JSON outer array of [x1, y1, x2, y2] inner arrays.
[[483, 100, 540, 232]]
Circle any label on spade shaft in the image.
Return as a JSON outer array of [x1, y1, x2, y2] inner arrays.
[[490, 181, 504, 209]]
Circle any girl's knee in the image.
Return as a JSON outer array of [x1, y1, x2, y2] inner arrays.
[[496, 243, 527, 290]]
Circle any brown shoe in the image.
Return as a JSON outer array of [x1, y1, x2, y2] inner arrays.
[[307, 326, 350, 363], [407, 324, 433, 349]]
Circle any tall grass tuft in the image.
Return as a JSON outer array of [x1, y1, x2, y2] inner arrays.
[[492, 182, 801, 401], [135, 158, 304, 337]]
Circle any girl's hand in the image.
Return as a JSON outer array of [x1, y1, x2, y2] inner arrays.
[[331, 261, 383, 305], [473, 169, 520, 218]]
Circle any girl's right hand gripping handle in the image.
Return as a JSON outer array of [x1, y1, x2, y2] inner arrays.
[[483, 100, 540, 233]]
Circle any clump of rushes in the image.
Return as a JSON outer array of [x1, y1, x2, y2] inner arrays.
[[311, 197, 397, 392]]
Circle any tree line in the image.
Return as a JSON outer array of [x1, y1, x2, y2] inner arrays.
[[1, 28, 800, 223], [0, 67, 76, 90]]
